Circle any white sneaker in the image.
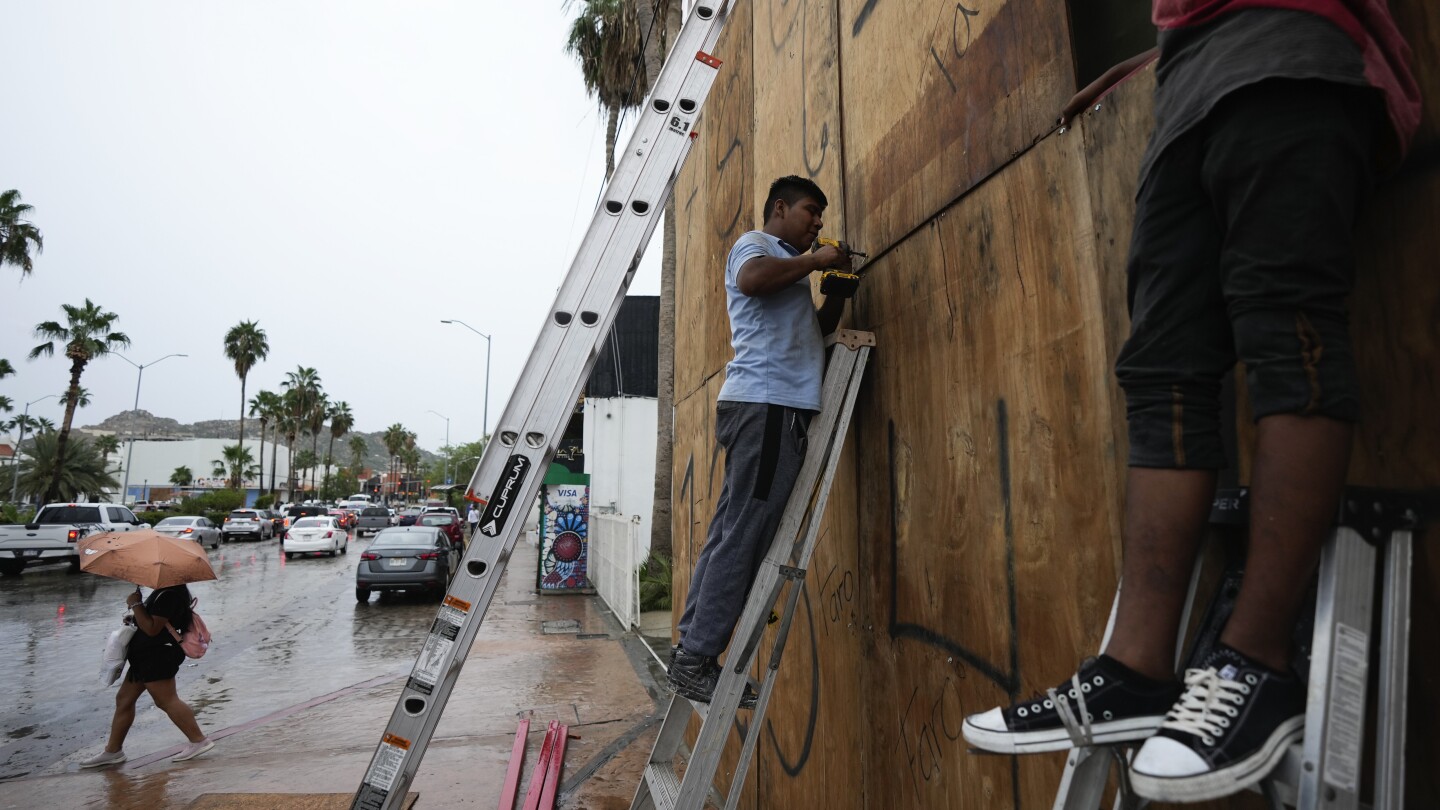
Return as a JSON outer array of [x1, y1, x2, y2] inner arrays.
[[171, 738, 215, 762], [80, 749, 126, 769]]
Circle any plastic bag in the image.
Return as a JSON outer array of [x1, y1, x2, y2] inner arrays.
[[101, 621, 136, 686]]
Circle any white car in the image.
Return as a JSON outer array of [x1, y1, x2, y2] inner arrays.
[[283, 516, 348, 559]]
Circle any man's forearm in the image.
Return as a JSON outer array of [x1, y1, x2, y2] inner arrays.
[[736, 253, 827, 297]]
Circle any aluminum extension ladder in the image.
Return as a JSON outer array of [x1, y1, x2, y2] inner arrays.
[[1052, 487, 1426, 810], [349, 4, 739, 808], [631, 330, 873, 810]]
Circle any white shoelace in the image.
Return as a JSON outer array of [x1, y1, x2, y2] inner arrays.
[[1047, 673, 1094, 747], [1159, 667, 1250, 746]]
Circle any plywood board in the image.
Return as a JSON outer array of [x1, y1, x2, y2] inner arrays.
[[853, 129, 1123, 809], [747, 3, 868, 807], [753, 396, 867, 809], [837, 0, 1073, 255], [751, 0, 848, 238], [674, 0, 757, 402]]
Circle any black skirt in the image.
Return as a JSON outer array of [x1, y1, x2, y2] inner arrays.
[[125, 637, 185, 684]]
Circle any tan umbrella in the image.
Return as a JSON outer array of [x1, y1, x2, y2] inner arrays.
[[78, 529, 217, 589]]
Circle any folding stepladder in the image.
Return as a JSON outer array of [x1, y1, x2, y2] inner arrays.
[[349, 5, 741, 809], [630, 330, 873, 810], [1052, 487, 1428, 810]]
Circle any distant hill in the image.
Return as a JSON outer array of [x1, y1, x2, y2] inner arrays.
[[82, 410, 434, 470]]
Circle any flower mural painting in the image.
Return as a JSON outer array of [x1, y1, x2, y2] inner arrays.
[[539, 483, 592, 591]]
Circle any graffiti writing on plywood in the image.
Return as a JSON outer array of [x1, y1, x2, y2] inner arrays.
[[930, 3, 982, 94], [761, 0, 833, 176], [816, 561, 856, 637], [886, 402, 1021, 804], [899, 677, 966, 799]]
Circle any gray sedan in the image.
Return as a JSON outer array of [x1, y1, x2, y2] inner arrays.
[[153, 516, 223, 550], [355, 527, 458, 602]]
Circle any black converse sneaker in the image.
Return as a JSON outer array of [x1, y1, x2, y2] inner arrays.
[[1129, 645, 1305, 802], [666, 646, 758, 709], [962, 655, 1181, 754]]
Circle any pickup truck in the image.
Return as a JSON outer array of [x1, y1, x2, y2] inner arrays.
[[0, 503, 149, 576], [355, 506, 392, 537]]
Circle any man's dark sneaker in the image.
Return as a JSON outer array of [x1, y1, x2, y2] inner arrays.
[[962, 655, 1182, 754], [1130, 645, 1304, 802], [666, 646, 758, 709]]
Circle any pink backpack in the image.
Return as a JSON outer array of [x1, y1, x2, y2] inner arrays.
[[166, 599, 212, 659]]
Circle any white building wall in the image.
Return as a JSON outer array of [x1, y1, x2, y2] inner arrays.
[[583, 397, 657, 559], [117, 438, 293, 500]]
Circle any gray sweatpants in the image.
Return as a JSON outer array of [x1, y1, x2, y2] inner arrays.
[[678, 400, 811, 658]]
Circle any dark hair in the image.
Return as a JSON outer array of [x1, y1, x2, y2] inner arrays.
[[145, 584, 195, 631], [762, 175, 827, 222]]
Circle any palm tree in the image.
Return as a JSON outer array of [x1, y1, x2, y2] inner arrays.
[[0, 396, 11, 416], [324, 401, 354, 493], [95, 434, 121, 458], [382, 423, 407, 503], [0, 358, 14, 378], [305, 392, 328, 494], [280, 404, 300, 498], [264, 394, 286, 499], [0, 190, 44, 277], [170, 466, 194, 488], [15, 433, 117, 502], [211, 444, 256, 488], [565, 0, 647, 179], [292, 450, 318, 495], [59, 386, 92, 410], [223, 321, 269, 487], [349, 434, 368, 479], [34, 417, 55, 434], [281, 367, 321, 496], [636, 0, 682, 569], [250, 390, 283, 496], [28, 299, 130, 503]]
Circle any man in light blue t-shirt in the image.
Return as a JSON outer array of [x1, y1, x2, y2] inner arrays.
[[670, 175, 856, 705]]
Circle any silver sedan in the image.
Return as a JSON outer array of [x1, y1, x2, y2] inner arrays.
[[153, 516, 223, 550]]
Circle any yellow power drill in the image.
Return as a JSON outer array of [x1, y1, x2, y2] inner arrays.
[[812, 237, 868, 298]]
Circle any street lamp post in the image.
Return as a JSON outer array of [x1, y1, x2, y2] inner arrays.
[[439, 319, 492, 437], [427, 410, 450, 487], [115, 352, 187, 505], [8, 394, 60, 504]]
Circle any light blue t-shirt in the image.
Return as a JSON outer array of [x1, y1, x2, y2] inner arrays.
[[717, 231, 823, 412]]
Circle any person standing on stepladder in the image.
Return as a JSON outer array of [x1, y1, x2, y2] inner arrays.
[[961, 0, 1418, 803], [668, 175, 858, 705]]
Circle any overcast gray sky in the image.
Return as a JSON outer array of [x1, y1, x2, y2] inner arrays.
[[1, 2, 664, 455]]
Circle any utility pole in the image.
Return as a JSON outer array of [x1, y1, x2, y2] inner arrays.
[[9, 394, 59, 504], [114, 352, 187, 504], [440, 319, 492, 437]]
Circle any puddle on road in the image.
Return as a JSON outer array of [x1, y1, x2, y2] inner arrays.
[[99, 768, 174, 808]]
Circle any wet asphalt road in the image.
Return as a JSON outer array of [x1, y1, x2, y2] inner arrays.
[[0, 530, 443, 782]]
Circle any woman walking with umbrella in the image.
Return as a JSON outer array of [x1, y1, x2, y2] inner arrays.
[[77, 530, 218, 767]]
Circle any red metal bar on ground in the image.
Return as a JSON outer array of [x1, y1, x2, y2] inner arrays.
[[497, 717, 531, 810], [537, 724, 570, 810], [521, 721, 558, 810]]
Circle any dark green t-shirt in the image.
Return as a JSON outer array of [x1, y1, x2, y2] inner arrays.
[[1140, 9, 1367, 184]]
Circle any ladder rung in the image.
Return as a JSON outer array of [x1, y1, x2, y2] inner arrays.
[[645, 763, 683, 810]]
